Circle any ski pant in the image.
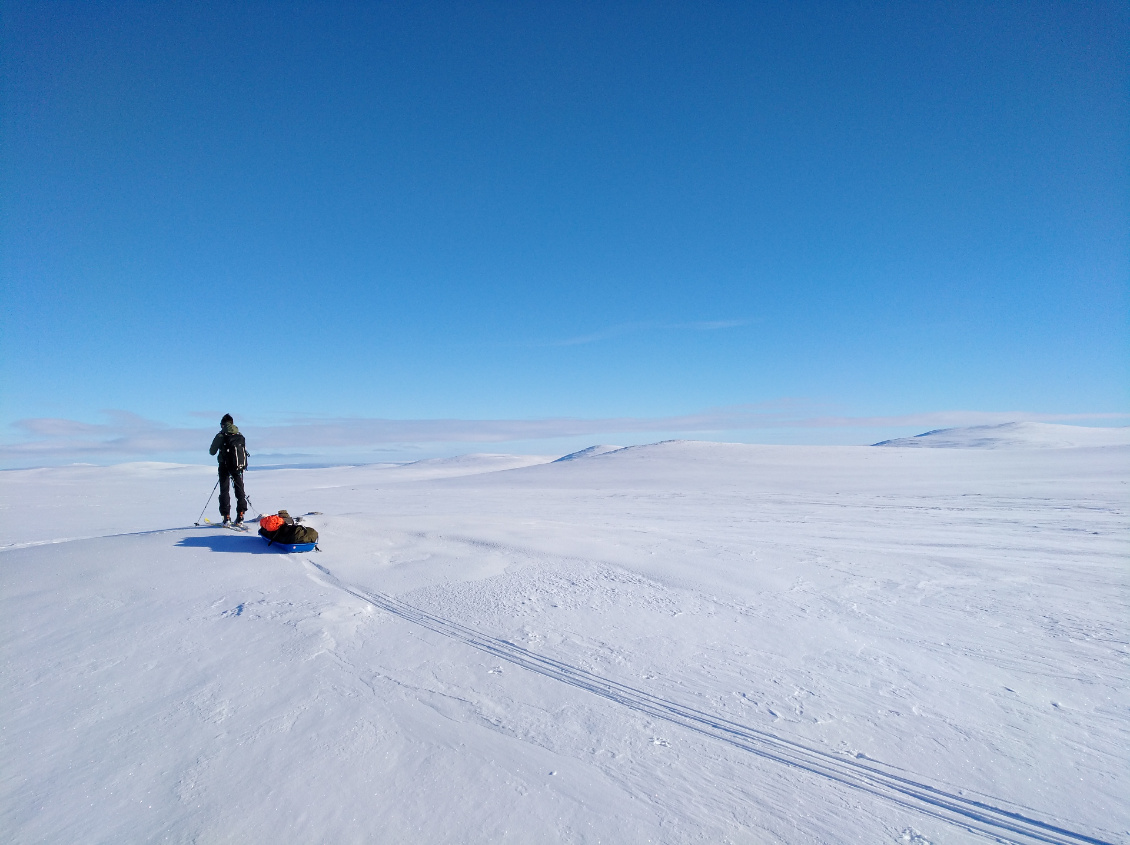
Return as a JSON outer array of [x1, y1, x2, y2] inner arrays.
[[218, 464, 247, 517]]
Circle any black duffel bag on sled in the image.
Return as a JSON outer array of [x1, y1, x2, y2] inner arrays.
[[258, 509, 319, 549]]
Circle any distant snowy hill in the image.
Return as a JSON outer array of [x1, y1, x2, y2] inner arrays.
[[553, 444, 624, 462], [873, 421, 1130, 449]]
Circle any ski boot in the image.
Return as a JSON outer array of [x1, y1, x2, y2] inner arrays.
[[234, 512, 245, 527], [222, 515, 231, 526]]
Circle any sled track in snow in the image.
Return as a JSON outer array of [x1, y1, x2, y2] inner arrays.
[[308, 561, 1112, 845]]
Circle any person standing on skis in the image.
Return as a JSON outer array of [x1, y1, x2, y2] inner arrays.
[[209, 414, 249, 526]]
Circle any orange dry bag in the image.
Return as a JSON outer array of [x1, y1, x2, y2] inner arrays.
[[260, 514, 285, 532]]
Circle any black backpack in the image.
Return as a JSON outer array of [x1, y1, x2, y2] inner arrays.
[[221, 432, 248, 471]]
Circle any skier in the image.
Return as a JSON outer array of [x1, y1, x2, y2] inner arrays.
[[208, 414, 248, 526]]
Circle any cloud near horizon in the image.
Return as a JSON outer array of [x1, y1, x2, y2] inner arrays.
[[2, 407, 1126, 464]]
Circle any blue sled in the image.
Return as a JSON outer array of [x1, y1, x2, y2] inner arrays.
[[262, 534, 317, 553]]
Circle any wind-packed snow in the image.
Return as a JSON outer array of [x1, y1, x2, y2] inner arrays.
[[2, 429, 1127, 844], [381, 452, 559, 479]]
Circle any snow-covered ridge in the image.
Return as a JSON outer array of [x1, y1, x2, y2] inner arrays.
[[384, 452, 557, 479], [237, 453, 558, 484], [553, 444, 625, 462], [873, 421, 1130, 449]]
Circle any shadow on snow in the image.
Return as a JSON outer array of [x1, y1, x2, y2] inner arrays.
[[176, 532, 278, 554]]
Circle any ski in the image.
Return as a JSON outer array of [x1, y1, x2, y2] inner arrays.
[[199, 517, 251, 531]]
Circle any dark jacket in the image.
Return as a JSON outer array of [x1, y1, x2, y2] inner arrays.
[[209, 423, 246, 469]]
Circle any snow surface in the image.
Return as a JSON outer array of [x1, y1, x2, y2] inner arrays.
[[874, 421, 1130, 449], [2, 434, 1128, 844], [380, 452, 558, 479]]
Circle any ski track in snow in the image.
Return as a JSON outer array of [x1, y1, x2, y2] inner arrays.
[[0, 524, 203, 551], [304, 557, 1113, 845]]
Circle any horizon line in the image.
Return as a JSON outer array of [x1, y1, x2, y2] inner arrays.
[[1, 407, 1126, 465]]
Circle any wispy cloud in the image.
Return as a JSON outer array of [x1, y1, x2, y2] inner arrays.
[[791, 411, 1130, 428], [2, 406, 1126, 465], [538, 319, 749, 347], [546, 323, 642, 347], [684, 320, 747, 330]]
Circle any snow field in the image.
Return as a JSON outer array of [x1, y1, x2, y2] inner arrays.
[[2, 434, 1127, 843]]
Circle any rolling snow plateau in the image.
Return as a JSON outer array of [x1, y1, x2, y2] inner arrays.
[[2, 423, 1127, 844]]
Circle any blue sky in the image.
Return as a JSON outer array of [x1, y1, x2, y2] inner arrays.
[[2, 1, 1127, 466]]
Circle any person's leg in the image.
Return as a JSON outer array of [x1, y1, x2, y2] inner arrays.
[[233, 470, 247, 521], [218, 465, 231, 520]]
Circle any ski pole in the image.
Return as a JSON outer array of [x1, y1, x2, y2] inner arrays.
[[239, 470, 261, 521], [245, 492, 261, 521], [194, 478, 220, 525]]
